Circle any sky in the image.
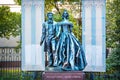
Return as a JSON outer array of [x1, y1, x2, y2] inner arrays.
[[0, 0, 15, 4]]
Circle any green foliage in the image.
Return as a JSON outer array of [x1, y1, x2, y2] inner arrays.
[[0, 70, 42, 80], [106, 0, 120, 48], [45, 0, 80, 14], [69, 12, 82, 42], [106, 45, 120, 73], [14, 0, 21, 5], [54, 13, 62, 22], [0, 6, 21, 39], [45, 0, 56, 14], [106, 0, 120, 73]]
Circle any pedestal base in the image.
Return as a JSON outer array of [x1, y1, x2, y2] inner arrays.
[[42, 71, 85, 80]]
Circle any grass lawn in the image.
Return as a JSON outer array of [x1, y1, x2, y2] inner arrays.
[[0, 68, 42, 80]]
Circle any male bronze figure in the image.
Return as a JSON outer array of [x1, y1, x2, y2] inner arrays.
[[40, 12, 57, 67]]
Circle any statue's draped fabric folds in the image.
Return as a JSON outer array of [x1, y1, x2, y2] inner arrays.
[[54, 10, 87, 71]]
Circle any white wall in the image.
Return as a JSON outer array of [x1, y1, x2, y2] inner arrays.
[[0, 36, 20, 47]]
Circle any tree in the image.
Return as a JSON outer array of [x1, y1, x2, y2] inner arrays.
[[14, 0, 82, 41], [45, 0, 82, 41], [106, 0, 120, 73], [107, 45, 120, 73], [106, 0, 120, 48], [14, 0, 21, 5], [45, 0, 80, 15], [0, 6, 21, 39]]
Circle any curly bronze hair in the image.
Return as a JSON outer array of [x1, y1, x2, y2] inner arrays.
[[47, 12, 53, 17]]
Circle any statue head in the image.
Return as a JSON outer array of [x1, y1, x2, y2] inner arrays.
[[62, 10, 69, 19], [47, 12, 53, 19]]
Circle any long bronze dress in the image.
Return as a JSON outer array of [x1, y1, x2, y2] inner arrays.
[[55, 19, 87, 71]]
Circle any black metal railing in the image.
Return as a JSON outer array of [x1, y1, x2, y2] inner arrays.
[[0, 47, 21, 80], [0, 47, 42, 80]]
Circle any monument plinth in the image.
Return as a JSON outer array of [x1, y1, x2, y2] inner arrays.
[[42, 71, 85, 80]]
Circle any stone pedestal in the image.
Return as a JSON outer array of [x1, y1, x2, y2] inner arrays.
[[42, 71, 85, 80]]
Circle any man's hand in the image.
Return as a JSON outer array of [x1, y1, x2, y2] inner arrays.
[[40, 41, 43, 46]]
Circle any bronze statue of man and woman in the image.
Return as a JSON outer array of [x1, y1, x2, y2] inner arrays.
[[40, 10, 87, 71]]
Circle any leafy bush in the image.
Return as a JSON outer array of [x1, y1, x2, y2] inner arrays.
[[106, 45, 120, 73]]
